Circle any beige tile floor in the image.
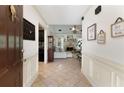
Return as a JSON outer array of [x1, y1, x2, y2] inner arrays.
[[32, 58, 92, 87]]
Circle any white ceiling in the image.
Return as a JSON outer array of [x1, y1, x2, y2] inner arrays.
[[35, 5, 91, 25]]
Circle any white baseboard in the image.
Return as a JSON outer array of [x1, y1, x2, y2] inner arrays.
[[81, 68, 96, 87]]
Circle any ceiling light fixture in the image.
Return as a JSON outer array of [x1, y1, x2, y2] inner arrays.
[[72, 25, 76, 31], [70, 25, 82, 34]]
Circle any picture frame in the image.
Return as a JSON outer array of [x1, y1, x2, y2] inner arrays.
[[111, 17, 124, 38], [87, 23, 96, 41], [23, 18, 35, 41], [97, 30, 106, 44]]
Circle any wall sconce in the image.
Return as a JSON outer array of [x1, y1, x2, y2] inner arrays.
[[95, 5, 102, 15]]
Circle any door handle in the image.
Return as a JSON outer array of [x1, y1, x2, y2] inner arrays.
[[23, 59, 27, 62], [21, 59, 26, 63], [21, 49, 24, 53]]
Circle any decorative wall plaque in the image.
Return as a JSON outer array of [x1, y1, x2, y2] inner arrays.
[[111, 17, 124, 37], [97, 30, 106, 44], [87, 23, 96, 41]]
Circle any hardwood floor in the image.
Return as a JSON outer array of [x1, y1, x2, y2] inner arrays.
[[32, 58, 91, 87]]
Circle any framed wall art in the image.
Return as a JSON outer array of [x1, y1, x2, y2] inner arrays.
[[87, 23, 96, 41], [111, 17, 124, 38], [97, 30, 106, 44], [23, 18, 35, 40]]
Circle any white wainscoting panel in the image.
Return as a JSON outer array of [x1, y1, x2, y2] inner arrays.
[[81, 53, 124, 87], [23, 54, 38, 87]]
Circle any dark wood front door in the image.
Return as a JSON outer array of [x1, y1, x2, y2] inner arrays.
[[0, 5, 23, 87]]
